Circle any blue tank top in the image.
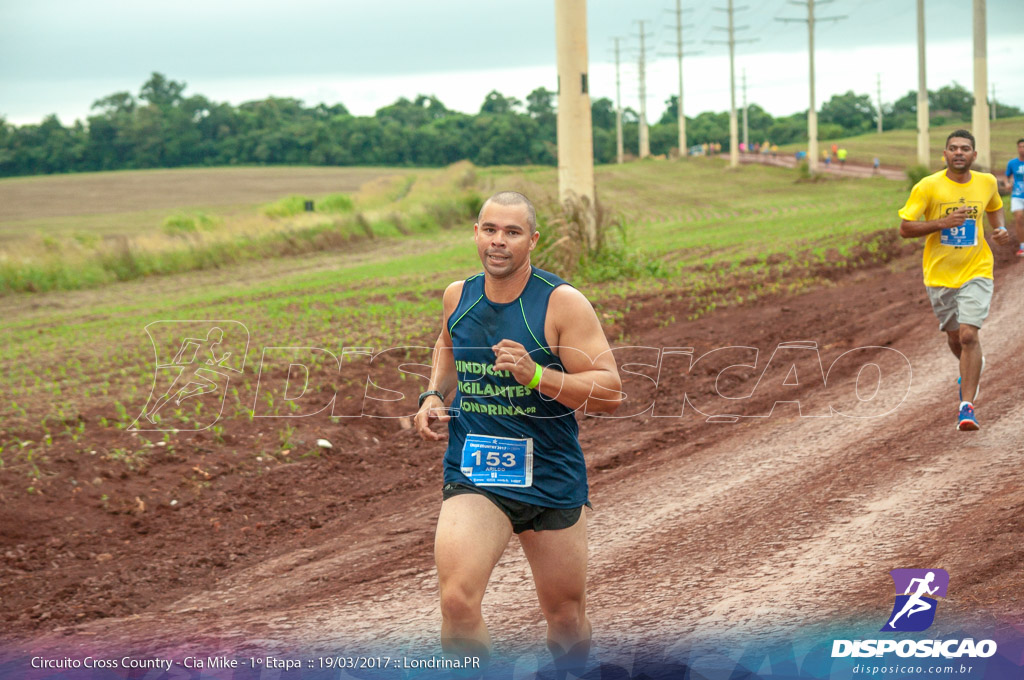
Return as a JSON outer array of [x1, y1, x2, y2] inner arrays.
[[443, 266, 587, 508]]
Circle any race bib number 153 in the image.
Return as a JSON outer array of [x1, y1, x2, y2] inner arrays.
[[461, 434, 533, 487]]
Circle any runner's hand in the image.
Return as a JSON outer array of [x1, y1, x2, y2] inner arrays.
[[993, 227, 1012, 246], [415, 395, 449, 441], [492, 339, 537, 386], [943, 207, 970, 228]]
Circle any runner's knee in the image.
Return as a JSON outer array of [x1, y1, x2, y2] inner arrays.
[[541, 598, 586, 634], [440, 582, 484, 625], [959, 326, 979, 346]]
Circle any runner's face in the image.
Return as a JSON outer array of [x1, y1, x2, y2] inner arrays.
[[943, 138, 976, 171], [474, 203, 538, 278], [1017, 141, 1024, 159]]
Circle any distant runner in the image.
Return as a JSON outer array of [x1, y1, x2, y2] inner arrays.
[[1003, 137, 1024, 257], [898, 129, 1011, 430], [415, 191, 622, 672]]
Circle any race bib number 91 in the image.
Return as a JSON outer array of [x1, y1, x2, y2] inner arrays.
[[461, 434, 533, 487], [941, 218, 977, 247]]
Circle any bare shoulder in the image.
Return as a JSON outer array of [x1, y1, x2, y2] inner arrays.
[[549, 284, 596, 316]]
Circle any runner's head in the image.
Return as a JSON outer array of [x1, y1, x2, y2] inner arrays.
[[1017, 138, 1024, 159], [475, 191, 540, 278], [943, 130, 977, 172], [479, 191, 537, 234]]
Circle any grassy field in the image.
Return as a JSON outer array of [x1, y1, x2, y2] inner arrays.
[[6, 155, 1018, 479], [0, 164, 482, 293], [777, 116, 1024, 170], [0, 166, 414, 236]]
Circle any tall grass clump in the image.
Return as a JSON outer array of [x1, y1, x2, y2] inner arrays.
[[906, 164, 930, 189], [162, 211, 220, 237], [262, 193, 355, 218], [533, 196, 666, 283]]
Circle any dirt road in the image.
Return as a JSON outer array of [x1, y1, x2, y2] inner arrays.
[[3, 243, 1023, 669], [739, 153, 907, 180]]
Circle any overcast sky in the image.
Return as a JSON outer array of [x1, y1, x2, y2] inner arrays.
[[1, 0, 1022, 127]]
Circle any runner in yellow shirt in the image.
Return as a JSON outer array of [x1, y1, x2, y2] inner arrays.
[[898, 129, 1012, 430]]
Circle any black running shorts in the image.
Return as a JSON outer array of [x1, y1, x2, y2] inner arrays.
[[442, 482, 586, 534]]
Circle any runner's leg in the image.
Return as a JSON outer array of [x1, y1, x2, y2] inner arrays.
[[435, 493, 513, 660], [958, 325, 982, 404], [945, 330, 962, 360], [519, 510, 591, 671]]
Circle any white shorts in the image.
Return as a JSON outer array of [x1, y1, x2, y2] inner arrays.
[[1012, 197, 1024, 212]]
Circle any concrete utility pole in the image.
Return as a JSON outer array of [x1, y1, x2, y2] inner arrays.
[[637, 20, 651, 159], [916, 0, 929, 167], [554, 0, 596, 247], [777, 0, 845, 174], [743, 68, 749, 150], [669, 0, 695, 158], [614, 38, 624, 164], [708, 0, 756, 168], [972, 0, 990, 170], [877, 73, 883, 134]]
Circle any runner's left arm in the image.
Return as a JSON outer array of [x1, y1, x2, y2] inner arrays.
[[492, 286, 622, 414], [987, 208, 1011, 245]]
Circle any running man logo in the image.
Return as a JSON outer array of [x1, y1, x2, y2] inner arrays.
[[130, 321, 250, 432], [881, 568, 949, 632]]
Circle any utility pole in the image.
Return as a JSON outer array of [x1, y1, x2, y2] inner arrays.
[[877, 73, 883, 134], [916, 0, 929, 167], [742, 68, 749, 151], [614, 37, 624, 164], [668, 0, 695, 158], [636, 20, 651, 159], [777, 0, 846, 174], [972, 0, 990, 170], [707, 0, 756, 169], [554, 0, 596, 248]]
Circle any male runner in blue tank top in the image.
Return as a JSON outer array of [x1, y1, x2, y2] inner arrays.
[[414, 191, 622, 671]]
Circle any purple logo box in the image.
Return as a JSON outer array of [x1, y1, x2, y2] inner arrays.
[[889, 568, 950, 598]]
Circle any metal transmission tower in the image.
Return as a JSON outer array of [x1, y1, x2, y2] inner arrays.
[[634, 20, 655, 159], [554, 0, 596, 247], [664, 0, 697, 158], [972, 0, 990, 169], [706, 0, 757, 168], [776, 0, 846, 174], [916, 0, 929, 167]]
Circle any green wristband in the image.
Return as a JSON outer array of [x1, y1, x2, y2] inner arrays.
[[526, 363, 543, 389]]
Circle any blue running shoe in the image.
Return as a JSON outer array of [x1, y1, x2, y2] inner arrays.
[[957, 356, 985, 402], [957, 403, 979, 431]]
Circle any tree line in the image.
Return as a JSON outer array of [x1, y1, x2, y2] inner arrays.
[[1, 73, 1019, 177]]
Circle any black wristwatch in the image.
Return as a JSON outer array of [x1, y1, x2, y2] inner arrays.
[[418, 390, 445, 408]]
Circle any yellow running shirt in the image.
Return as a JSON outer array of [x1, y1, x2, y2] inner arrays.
[[898, 169, 1003, 288]]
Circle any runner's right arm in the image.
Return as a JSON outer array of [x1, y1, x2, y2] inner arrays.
[[415, 281, 464, 441], [899, 206, 970, 238]]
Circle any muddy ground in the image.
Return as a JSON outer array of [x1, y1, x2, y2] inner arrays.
[[2, 236, 1022, 667]]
